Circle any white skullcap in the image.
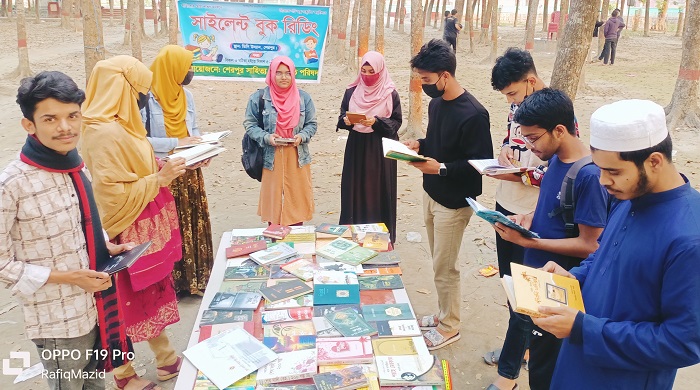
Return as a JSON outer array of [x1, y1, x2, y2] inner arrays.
[[590, 99, 668, 152]]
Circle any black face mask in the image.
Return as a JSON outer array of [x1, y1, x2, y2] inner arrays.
[[182, 70, 194, 86], [137, 92, 149, 110], [422, 73, 446, 98]]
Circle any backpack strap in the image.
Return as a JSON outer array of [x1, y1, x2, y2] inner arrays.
[[257, 88, 265, 131], [548, 155, 594, 238]]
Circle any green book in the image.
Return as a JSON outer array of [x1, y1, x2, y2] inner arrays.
[[358, 275, 404, 290], [336, 246, 377, 266], [224, 265, 270, 280], [324, 308, 377, 337], [361, 303, 414, 322]]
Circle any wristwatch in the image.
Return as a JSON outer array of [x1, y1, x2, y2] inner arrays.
[[439, 163, 447, 177]]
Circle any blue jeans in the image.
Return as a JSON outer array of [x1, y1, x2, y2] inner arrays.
[[497, 306, 532, 380]]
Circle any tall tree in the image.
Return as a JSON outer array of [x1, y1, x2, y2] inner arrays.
[[159, 0, 167, 35], [82, 0, 105, 78], [598, 0, 610, 55], [434, 0, 441, 27], [398, 0, 406, 32], [169, 0, 178, 44], [120, 0, 125, 24], [375, 0, 386, 53], [643, 0, 650, 36], [513, 0, 519, 26], [358, 0, 371, 57], [349, 0, 360, 70], [151, 0, 158, 36], [549, 0, 597, 99], [542, 0, 549, 31], [334, 0, 351, 60], [393, 0, 400, 29], [108, 0, 114, 26], [655, 0, 668, 31], [425, 0, 434, 25], [129, 0, 141, 59], [525, 0, 539, 51], [479, 0, 493, 43], [387, 0, 393, 26], [665, 0, 700, 130], [619, 0, 626, 16], [12, 0, 32, 78], [62, 0, 73, 29], [676, 0, 687, 37], [489, 0, 498, 60], [406, 0, 424, 139], [556, 0, 569, 40], [138, 0, 146, 37], [466, 0, 475, 52], [34, 0, 39, 23]]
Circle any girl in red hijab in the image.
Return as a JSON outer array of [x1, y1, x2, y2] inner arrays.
[[336, 51, 402, 242], [243, 56, 318, 226]]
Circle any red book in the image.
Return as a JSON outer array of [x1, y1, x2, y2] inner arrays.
[[263, 224, 292, 240], [226, 240, 267, 259]]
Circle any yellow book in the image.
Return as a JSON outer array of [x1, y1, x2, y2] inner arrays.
[[318, 364, 379, 390], [371, 336, 429, 356], [502, 263, 585, 318]]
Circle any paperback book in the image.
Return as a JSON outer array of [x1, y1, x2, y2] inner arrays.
[[466, 197, 540, 239], [312, 317, 343, 338], [263, 320, 316, 338], [263, 224, 292, 240], [256, 348, 318, 385], [314, 271, 361, 305], [336, 246, 378, 266], [317, 257, 364, 274], [219, 280, 265, 294], [363, 252, 401, 266], [259, 279, 314, 304], [375, 355, 444, 386], [361, 303, 414, 322], [360, 266, 402, 276], [362, 232, 390, 251], [357, 275, 404, 290], [372, 319, 422, 338], [226, 240, 268, 259], [468, 158, 535, 175], [317, 238, 359, 260], [316, 223, 350, 236], [281, 258, 323, 281], [263, 335, 317, 353], [193, 371, 256, 390], [350, 223, 389, 241], [312, 365, 369, 390], [250, 243, 298, 266], [199, 309, 253, 326], [324, 308, 377, 337], [166, 143, 226, 166], [209, 292, 262, 311], [316, 336, 374, 365], [264, 294, 314, 310], [371, 336, 429, 356], [382, 137, 428, 163], [261, 307, 314, 324], [224, 265, 270, 280]]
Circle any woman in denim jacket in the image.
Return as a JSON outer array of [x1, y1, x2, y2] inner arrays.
[[243, 56, 318, 226]]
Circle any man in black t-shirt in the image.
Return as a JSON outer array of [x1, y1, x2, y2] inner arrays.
[[443, 9, 461, 52], [403, 39, 493, 351]]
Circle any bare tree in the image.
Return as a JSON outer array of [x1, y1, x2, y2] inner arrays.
[[376, 0, 386, 53], [487, 0, 498, 60], [665, 0, 700, 130], [138, 0, 146, 37], [393, 0, 400, 29], [525, 0, 539, 51], [425, 0, 434, 25], [169, 0, 178, 44], [479, 0, 493, 43], [82, 0, 105, 78], [466, 0, 475, 52], [542, 0, 549, 31], [643, 0, 650, 36], [387, 0, 393, 26], [598, 0, 610, 55], [358, 0, 371, 57], [549, 0, 597, 99], [513, 0, 519, 26], [12, 0, 32, 78], [151, 0, 158, 36], [334, 0, 351, 60], [433, 0, 441, 27], [398, 0, 406, 32], [129, 0, 141, 59], [556, 0, 569, 40], [349, 0, 360, 70], [159, 0, 167, 35], [405, 0, 424, 139]]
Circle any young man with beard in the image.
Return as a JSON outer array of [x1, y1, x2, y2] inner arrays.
[[402, 39, 493, 351], [534, 100, 700, 389], [493, 89, 608, 390], [0, 72, 134, 390]]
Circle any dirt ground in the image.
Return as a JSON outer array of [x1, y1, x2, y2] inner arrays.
[[0, 16, 699, 390]]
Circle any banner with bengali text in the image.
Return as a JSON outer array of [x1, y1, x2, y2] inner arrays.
[[177, 1, 329, 83]]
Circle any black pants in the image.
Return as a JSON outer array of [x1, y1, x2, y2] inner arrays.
[[528, 322, 563, 390], [444, 36, 457, 52], [599, 38, 618, 64], [495, 203, 525, 278]]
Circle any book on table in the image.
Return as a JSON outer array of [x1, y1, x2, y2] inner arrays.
[[335, 246, 377, 266], [280, 258, 323, 281], [226, 240, 267, 259], [255, 348, 318, 385], [249, 243, 298, 266], [349, 223, 389, 241], [357, 275, 404, 290], [466, 197, 540, 239], [345, 112, 367, 124], [165, 143, 226, 166], [261, 307, 314, 324], [98, 241, 152, 274], [361, 303, 414, 322], [263, 224, 293, 240], [468, 158, 536, 175], [199, 309, 253, 326], [372, 319, 422, 338], [324, 308, 377, 337], [502, 263, 585, 318], [316, 238, 359, 260], [316, 336, 374, 365], [362, 232, 390, 251], [173, 130, 231, 149], [371, 336, 430, 357], [382, 137, 428, 163], [208, 292, 262, 311], [313, 271, 361, 305], [223, 265, 270, 280], [263, 335, 316, 354], [259, 279, 314, 304], [315, 223, 350, 236], [312, 365, 370, 390], [375, 355, 445, 386]]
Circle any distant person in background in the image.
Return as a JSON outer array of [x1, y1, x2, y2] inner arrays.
[[443, 10, 461, 52], [596, 9, 625, 65], [336, 51, 402, 242], [142, 45, 215, 297], [442, 10, 451, 36]]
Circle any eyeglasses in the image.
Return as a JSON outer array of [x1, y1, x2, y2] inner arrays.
[[275, 71, 292, 78], [520, 131, 548, 147]]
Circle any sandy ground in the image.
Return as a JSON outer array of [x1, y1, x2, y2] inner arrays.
[[0, 16, 699, 390]]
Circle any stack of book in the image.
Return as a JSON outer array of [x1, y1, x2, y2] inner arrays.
[[185, 225, 453, 390]]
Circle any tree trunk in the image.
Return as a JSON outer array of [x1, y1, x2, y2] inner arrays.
[[63, 0, 73, 29], [552, 0, 557, 13], [406, 0, 424, 139], [138, 0, 146, 37], [643, 0, 650, 36], [479, 0, 492, 43], [375, 0, 386, 53], [525, 0, 538, 51], [455, 0, 466, 22], [513, 0, 519, 27], [82, 0, 105, 79], [358, 0, 371, 57], [334, 0, 351, 60], [598, 0, 610, 55], [398, 0, 406, 32], [168, 0, 177, 44], [467, 0, 475, 52], [12, 0, 33, 78], [386, 0, 393, 26], [489, 0, 498, 59], [129, 0, 141, 59], [423, 0, 431, 25], [542, 0, 549, 31], [655, 0, 668, 31], [123, 2, 129, 45], [120, 0, 125, 24], [675, 2, 685, 37], [433, 0, 441, 27], [665, 0, 700, 130], [73, 0, 81, 31], [34, 0, 39, 23], [108, 0, 114, 26], [393, 0, 400, 29], [549, 0, 597, 99], [159, 0, 167, 36], [349, 0, 360, 70], [619, 0, 625, 16], [556, 0, 569, 40], [151, 0, 158, 36]]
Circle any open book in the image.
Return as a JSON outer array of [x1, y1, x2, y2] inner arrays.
[[165, 143, 226, 166], [502, 263, 585, 318], [346, 112, 367, 124], [382, 138, 428, 163], [173, 131, 231, 149], [466, 197, 540, 238], [469, 158, 535, 175]]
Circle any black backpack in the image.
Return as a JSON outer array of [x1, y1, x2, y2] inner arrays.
[[241, 90, 266, 181], [548, 155, 595, 239]]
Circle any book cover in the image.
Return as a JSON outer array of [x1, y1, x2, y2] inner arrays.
[[267, 278, 314, 288], [375, 355, 444, 386], [362, 232, 390, 251], [363, 252, 401, 266], [317, 258, 364, 274], [317, 365, 379, 390], [313, 365, 369, 390], [199, 309, 253, 326], [98, 241, 152, 274], [316, 223, 350, 236], [314, 271, 361, 306], [226, 240, 267, 259], [316, 336, 374, 365], [503, 263, 585, 318], [224, 265, 270, 280], [312, 317, 343, 338], [166, 143, 226, 166], [382, 138, 428, 163], [317, 238, 359, 260], [263, 224, 293, 240], [345, 112, 367, 124], [467, 197, 540, 239], [263, 320, 316, 338], [358, 275, 404, 290], [219, 280, 265, 294], [371, 337, 429, 357], [198, 322, 254, 342], [372, 319, 422, 338], [360, 266, 402, 276], [175, 130, 231, 149], [269, 264, 296, 279], [265, 294, 314, 310], [281, 258, 323, 281], [209, 292, 262, 311], [280, 232, 316, 243], [183, 328, 277, 389], [250, 243, 298, 266], [193, 371, 256, 390], [259, 279, 314, 304], [468, 158, 535, 175], [361, 303, 414, 322], [262, 307, 314, 324], [336, 246, 378, 266], [255, 348, 318, 385], [263, 335, 317, 353], [324, 308, 377, 337], [257, 386, 316, 390], [349, 223, 389, 241], [230, 235, 269, 246], [359, 290, 396, 306], [313, 304, 361, 317]]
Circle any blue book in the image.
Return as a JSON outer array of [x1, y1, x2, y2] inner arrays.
[[313, 271, 360, 305], [466, 197, 540, 238]]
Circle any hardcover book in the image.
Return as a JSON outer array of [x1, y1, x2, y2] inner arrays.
[[313, 365, 369, 390], [467, 197, 540, 239], [316, 336, 374, 365], [183, 328, 277, 389], [250, 243, 298, 266], [199, 309, 253, 326], [263, 335, 317, 353], [336, 246, 378, 266], [357, 275, 404, 290], [361, 303, 414, 322], [281, 258, 323, 281], [263, 224, 293, 240], [226, 240, 267, 259], [382, 137, 428, 163], [324, 308, 377, 337], [375, 355, 444, 386], [468, 158, 535, 175], [371, 337, 429, 357], [262, 307, 314, 324], [502, 263, 585, 318], [224, 265, 270, 280], [98, 241, 152, 274], [209, 292, 262, 311], [362, 232, 390, 251], [345, 112, 367, 124], [255, 348, 318, 385], [317, 238, 359, 260], [372, 319, 422, 338], [263, 320, 316, 338], [259, 279, 314, 304]]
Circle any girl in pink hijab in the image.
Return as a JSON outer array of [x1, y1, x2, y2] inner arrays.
[[244, 56, 318, 226], [336, 51, 402, 242]]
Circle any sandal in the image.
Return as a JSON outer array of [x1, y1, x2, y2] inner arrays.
[[486, 385, 519, 390], [417, 314, 440, 330], [114, 374, 159, 390], [423, 328, 461, 351], [156, 356, 183, 381], [483, 348, 529, 367]]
